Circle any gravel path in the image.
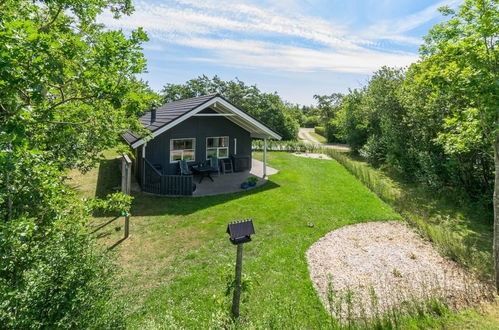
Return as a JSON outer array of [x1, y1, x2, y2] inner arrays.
[[299, 128, 321, 144], [306, 221, 491, 317], [292, 152, 332, 160], [298, 128, 351, 151]]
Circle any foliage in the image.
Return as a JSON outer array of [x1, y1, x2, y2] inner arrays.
[[335, 89, 369, 151], [0, 0, 151, 327], [313, 93, 344, 143], [314, 126, 325, 137], [161, 75, 300, 140], [331, 0, 497, 204], [304, 115, 320, 128]]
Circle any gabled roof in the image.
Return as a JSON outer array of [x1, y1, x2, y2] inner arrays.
[[123, 94, 281, 148]]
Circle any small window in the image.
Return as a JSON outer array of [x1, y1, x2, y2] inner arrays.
[[206, 136, 229, 159], [170, 138, 196, 163]]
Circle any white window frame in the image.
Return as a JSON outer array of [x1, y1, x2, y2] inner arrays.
[[206, 136, 229, 159], [170, 138, 196, 163]]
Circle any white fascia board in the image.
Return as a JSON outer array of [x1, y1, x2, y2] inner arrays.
[[215, 98, 282, 140]]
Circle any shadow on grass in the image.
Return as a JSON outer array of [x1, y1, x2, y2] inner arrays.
[[95, 158, 121, 199], [89, 216, 120, 234], [131, 180, 280, 216]]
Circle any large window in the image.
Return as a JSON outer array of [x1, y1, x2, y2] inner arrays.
[[206, 136, 229, 159], [170, 138, 195, 163]]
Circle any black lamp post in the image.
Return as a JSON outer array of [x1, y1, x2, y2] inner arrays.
[[226, 219, 255, 318]]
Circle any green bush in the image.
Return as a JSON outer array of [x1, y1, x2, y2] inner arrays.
[[359, 135, 387, 167], [314, 126, 325, 136], [324, 119, 343, 143], [304, 115, 320, 128], [0, 152, 125, 329]]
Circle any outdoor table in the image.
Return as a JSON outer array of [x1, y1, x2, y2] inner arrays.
[[192, 165, 214, 183]]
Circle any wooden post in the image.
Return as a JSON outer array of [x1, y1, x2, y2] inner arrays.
[[122, 153, 132, 239], [232, 243, 244, 318], [263, 138, 267, 178]]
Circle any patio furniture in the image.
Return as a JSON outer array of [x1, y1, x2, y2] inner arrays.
[[192, 164, 214, 183], [179, 159, 193, 176], [208, 156, 220, 176], [231, 155, 251, 172], [220, 158, 233, 174]]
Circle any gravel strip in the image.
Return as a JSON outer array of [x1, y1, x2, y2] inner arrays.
[[292, 152, 332, 160], [306, 221, 492, 318]]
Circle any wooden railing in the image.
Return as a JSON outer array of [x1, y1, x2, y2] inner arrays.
[[143, 159, 193, 196]]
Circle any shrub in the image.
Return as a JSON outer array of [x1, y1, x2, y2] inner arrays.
[[304, 115, 320, 128], [359, 135, 387, 167], [314, 126, 325, 136]]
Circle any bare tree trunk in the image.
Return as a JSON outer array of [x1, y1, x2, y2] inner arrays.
[[494, 130, 499, 292]]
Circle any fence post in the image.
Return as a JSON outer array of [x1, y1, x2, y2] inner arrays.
[[122, 153, 132, 239]]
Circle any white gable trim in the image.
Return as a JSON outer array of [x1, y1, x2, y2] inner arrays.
[[131, 96, 281, 148]]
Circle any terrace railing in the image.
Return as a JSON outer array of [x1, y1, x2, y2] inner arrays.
[[143, 159, 193, 196]]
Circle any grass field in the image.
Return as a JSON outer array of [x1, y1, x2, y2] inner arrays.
[[71, 151, 497, 328]]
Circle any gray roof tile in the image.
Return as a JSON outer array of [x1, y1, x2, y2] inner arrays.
[[122, 94, 218, 145]]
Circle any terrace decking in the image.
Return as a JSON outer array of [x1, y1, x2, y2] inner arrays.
[[193, 159, 278, 196], [141, 158, 277, 197]]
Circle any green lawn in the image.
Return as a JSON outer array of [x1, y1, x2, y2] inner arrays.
[[78, 152, 401, 328]]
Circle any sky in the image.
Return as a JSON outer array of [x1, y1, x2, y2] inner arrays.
[[99, 0, 463, 105]]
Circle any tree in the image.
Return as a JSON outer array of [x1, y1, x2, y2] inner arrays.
[[335, 88, 369, 151], [0, 0, 154, 326], [161, 75, 299, 140], [313, 93, 343, 142], [420, 0, 498, 289]]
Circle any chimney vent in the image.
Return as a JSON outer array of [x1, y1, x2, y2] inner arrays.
[[150, 106, 157, 123]]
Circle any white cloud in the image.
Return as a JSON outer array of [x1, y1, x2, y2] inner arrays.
[[362, 0, 462, 44], [176, 37, 418, 73], [99, 0, 436, 74]]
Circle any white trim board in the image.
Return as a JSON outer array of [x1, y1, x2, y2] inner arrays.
[[130, 96, 281, 148]]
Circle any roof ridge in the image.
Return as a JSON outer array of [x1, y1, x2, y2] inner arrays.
[[159, 93, 219, 107]]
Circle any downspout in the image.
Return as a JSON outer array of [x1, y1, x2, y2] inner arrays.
[[142, 142, 147, 188]]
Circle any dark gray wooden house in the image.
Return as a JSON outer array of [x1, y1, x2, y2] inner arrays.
[[122, 94, 281, 195]]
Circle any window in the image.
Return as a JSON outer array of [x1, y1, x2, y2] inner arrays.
[[170, 138, 195, 163], [206, 136, 229, 159]]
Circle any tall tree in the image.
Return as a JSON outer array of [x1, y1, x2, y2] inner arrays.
[[420, 0, 498, 289], [0, 0, 154, 327]]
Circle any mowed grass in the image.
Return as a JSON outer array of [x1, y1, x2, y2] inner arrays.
[[74, 152, 401, 328]]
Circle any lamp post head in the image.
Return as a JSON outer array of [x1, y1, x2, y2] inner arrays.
[[226, 219, 255, 245]]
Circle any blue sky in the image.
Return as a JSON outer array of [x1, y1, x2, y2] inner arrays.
[[100, 0, 462, 105]]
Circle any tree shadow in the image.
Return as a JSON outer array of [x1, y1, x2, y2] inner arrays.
[[95, 158, 121, 199], [131, 180, 281, 217]]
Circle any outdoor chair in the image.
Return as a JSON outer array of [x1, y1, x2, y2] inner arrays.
[[208, 156, 220, 176], [179, 159, 193, 176], [220, 158, 234, 174]]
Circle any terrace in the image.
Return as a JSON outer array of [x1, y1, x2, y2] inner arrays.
[[141, 158, 278, 197]]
